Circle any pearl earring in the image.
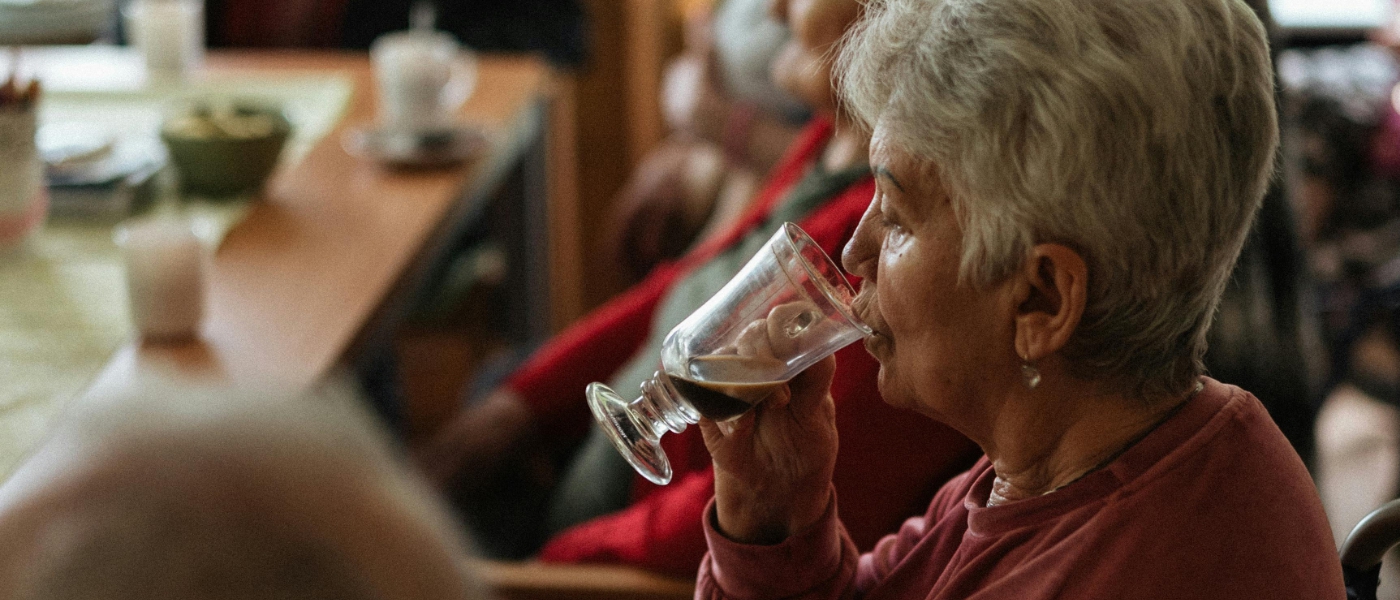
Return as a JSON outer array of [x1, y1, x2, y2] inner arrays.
[[1020, 357, 1041, 390], [1019, 348, 1041, 391]]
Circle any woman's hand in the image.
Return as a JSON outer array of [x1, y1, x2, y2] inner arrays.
[[699, 356, 840, 545]]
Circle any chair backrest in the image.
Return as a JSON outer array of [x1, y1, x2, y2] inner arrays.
[[1342, 498, 1400, 600]]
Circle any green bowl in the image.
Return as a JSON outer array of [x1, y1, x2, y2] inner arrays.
[[160, 105, 292, 198]]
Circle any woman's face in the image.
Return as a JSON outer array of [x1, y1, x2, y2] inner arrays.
[[769, 0, 860, 116], [842, 129, 1020, 427]]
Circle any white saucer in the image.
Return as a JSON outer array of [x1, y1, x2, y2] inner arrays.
[[341, 124, 488, 168]]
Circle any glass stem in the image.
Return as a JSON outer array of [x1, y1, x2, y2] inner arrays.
[[634, 371, 700, 438]]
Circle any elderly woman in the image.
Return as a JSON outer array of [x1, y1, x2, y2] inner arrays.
[[696, 0, 1344, 597]]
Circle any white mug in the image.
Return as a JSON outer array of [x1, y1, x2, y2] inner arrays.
[[371, 30, 476, 133], [123, 0, 205, 77]]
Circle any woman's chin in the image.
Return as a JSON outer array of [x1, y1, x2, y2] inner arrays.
[[875, 377, 920, 415], [873, 364, 910, 408]]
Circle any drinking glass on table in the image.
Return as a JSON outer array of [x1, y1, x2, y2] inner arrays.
[[586, 222, 871, 485], [123, 0, 205, 78]]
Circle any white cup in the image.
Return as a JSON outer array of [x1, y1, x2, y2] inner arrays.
[[116, 217, 206, 340], [371, 30, 476, 133], [123, 0, 205, 78]]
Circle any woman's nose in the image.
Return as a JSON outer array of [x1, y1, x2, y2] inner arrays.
[[842, 199, 879, 278]]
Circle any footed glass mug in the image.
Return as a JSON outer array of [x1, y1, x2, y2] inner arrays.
[[587, 222, 872, 484]]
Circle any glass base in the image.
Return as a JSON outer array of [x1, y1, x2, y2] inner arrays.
[[586, 382, 673, 485]]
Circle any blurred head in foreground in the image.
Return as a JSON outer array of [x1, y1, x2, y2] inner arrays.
[[0, 381, 481, 600]]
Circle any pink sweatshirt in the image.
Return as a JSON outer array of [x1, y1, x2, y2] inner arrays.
[[698, 378, 1345, 599]]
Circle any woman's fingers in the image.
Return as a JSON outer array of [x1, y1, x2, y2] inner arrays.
[[705, 357, 840, 544], [698, 417, 724, 447], [734, 320, 772, 358], [765, 382, 793, 411], [788, 355, 837, 412], [699, 405, 757, 444]]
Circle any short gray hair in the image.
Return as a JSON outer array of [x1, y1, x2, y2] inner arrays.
[[838, 0, 1278, 398]]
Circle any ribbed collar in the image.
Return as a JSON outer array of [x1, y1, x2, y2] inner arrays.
[[962, 378, 1238, 536]]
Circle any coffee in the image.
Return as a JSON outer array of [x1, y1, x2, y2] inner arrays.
[[672, 354, 787, 421]]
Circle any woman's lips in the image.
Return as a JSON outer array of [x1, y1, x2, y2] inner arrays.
[[851, 287, 873, 317], [851, 289, 890, 352]]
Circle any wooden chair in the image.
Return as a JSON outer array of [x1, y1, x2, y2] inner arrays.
[[475, 560, 695, 600]]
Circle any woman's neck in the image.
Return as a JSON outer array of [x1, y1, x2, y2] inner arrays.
[[981, 377, 1193, 506]]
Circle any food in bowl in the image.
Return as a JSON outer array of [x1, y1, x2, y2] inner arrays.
[[160, 103, 291, 198]]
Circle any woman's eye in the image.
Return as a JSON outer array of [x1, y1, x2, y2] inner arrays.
[[880, 205, 906, 234], [880, 214, 897, 229], [876, 197, 898, 228], [886, 225, 909, 244], [881, 215, 909, 244]]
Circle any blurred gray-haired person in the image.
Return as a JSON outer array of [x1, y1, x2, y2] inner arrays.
[[0, 380, 483, 600]]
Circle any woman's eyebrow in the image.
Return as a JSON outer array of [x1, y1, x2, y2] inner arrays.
[[875, 166, 906, 193]]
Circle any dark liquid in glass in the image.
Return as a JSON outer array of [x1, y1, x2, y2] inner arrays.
[[671, 355, 787, 421], [672, 378, 758, 421]]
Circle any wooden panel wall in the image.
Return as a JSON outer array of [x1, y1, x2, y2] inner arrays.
[[565, 0, 684, 315]]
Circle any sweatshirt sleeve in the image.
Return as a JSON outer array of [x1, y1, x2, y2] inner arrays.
[[503, 261, 685, 443], [695, 472, 978, 600], [696, 488, 862, 600]]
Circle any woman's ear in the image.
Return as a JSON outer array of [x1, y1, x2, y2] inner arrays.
[[1012, 244, 1087, 361]]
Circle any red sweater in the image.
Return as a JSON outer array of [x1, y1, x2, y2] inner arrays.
[[504, 119, 979, 576], [698, 378, 1345, 599]]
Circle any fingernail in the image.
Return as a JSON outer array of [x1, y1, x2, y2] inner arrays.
[[717, 420, 735, 436]]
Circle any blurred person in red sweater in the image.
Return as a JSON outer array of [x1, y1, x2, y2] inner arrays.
[[606, 0, 812, 282]]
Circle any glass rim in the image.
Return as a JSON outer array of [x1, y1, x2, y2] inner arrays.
[[780, 222, 873, 337]]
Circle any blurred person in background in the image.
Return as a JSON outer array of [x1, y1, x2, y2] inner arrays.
[[0, 380, 483, 600], [414, 0, 978, 576], [606, 0, 810, 282], [1286, 38, 1400, 600]]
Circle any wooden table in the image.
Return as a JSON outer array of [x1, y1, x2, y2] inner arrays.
[[67, 50, 558, 396], [9, 48, 699, 598], [3, 48, 571, 458]]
